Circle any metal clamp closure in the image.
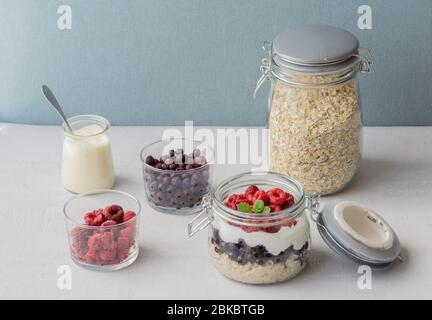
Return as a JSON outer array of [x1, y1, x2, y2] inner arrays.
[[187, 198, 214, 237], [356, 47, 373, 74], [253, 41, 273, 98]]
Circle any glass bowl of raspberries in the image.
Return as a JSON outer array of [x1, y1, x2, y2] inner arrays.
[[63, 190, 141, 271], [140, 138, 213, 215]]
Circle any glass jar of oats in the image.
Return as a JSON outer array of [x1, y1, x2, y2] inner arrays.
[[254, 25, 373, 195]]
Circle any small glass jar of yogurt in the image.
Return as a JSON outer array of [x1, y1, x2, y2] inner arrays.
[[62, 115, 115, 193], [189, 172, 318, 284]]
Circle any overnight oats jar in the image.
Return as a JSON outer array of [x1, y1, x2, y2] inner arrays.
[[62, 115, 115, 194], [254, 26, 373, 195], [140, 138, 213, 215], [64, 190, 140, 271], [189, 172, 318, 284]]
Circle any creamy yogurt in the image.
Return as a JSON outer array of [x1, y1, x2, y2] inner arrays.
[[62, 124, 115, 193], [213, 214, 310, 255]]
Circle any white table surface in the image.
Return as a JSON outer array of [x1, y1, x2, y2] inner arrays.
[[0, 123, 431, 300]]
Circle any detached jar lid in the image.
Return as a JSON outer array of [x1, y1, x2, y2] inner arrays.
[[315, 200, 401, 268]]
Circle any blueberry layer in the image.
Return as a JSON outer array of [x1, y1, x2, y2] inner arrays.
[[211, 228, 309, 266]]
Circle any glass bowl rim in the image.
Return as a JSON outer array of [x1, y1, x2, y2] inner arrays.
[[63, 189, 141, 228]]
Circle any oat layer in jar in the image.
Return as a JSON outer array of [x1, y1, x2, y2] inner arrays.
[[255, 26, 373, 195], [189, 172, 318, 285]]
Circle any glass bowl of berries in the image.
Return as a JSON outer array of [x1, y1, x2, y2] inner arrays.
[[188, 172, 317, 284], [140, 138, 213, 215], [63, 189, 141, 271]]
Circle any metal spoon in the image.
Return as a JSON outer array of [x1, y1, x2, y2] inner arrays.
[[41, 85, 73, 133]]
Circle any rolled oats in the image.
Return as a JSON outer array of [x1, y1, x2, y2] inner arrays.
[[269, 77, 361, 194]]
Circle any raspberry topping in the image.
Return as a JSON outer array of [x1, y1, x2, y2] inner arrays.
[[223, 185, 297, 233]]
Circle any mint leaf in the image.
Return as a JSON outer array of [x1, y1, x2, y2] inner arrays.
[[237, 202, 253, 213], [253, 200, 265, 213], [262, 206, 271, 214]]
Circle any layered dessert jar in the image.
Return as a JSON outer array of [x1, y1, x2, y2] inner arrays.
[[64, 189, 140, 271], [189, 172, 318, 284], [140, 138, 213, 215]]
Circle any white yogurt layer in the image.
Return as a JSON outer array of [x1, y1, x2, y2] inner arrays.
[[213, 214, 310, 256]]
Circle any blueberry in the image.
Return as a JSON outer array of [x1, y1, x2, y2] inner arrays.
[[183, 178, 190, 188], [149, 181, 157, 191], [166, 185, 175, 194], [145, 155, 156, 165], [171, 176, 181, 186], [165, 158, 174, 165], [155, 192, 165, 202], [193, 149, 201, 157], [191, 172, 201, 183]]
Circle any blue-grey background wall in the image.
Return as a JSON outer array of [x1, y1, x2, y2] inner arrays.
[[0, 0, 431, 126]]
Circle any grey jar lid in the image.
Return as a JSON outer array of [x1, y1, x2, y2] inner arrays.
[[315, 200, 402, 268], [273, 25, 360, 66]]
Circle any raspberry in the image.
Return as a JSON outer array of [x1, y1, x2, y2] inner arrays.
[[282, 220, 298, 228], [101, 220, 116, 227], [252, 190, 270, 205], [234, 194, 250, 205], [224, 201, 237, 210], [111, 210, 124, 224], [270, 204, 282, 212], [101, 232, 114, 250], [100, 247, 117, 262], [263, 223, 281, 233], [91, 213, 105, 226], [84, 209, 102, 225], [102, 205, 123, 220], [227, 194, 238, 203], [245, 185, 259, 197], [84, 212, 96, 225], [84, 249, 98, 263], [87, 233, 103, 251], [120, 226, 135, 245], [267, 188, 288, 206], [123, 211, 136, 223], [117, 236, 131, 260]]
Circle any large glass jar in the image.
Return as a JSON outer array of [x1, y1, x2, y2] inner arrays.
[[188, 172, 318, 284], [62, 115, 115, 193], [254, 26, 373, 195]]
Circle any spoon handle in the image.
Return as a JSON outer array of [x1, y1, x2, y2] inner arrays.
[[41, 85, 73, 133]]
